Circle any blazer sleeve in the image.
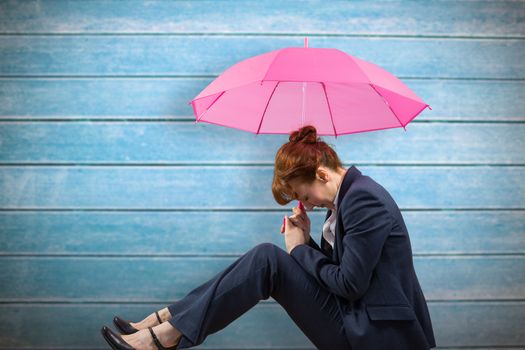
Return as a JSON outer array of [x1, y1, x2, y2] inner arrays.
[[290, 189, 394, 301], [307, 235, 323, 252]]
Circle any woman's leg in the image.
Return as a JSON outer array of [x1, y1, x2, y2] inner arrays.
[[128, 307, 172, 329], [164, 242, 350, 350]]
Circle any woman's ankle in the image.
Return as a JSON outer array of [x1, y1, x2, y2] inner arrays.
[[153, 321, 182, 347], [158, 307, 172, 322], [131, 307, 172, 329]]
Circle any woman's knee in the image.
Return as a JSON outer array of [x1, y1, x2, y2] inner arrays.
[[249, 242, 285, 262], [252, 242, 279, 254]]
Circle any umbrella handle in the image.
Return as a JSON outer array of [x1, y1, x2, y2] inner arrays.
[[304, 37, 308, 48]]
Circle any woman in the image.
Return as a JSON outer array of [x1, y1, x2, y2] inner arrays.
[[101, 125, 436, 350]]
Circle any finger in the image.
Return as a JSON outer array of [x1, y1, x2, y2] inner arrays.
[[286, 216, 297, 232], [290, 218, 305, 231], [294, 207, 307, 219], [300, 211, 309, 222], [295, 214, 306, 222], [289, 218, 299, 228], [292, 214, 305, 224], [302, 211, 310, 223], [290, 216, 304, 226], [289, 213, 301, 222]]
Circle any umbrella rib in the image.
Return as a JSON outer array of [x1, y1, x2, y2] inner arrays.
[[195, 91, 225, 122], [256, 81, 280, 135], [321, 82, 338, 138], [369, 83, 405, 131]]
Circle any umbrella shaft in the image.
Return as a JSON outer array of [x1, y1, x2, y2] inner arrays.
[[301, 82, 306, 127]]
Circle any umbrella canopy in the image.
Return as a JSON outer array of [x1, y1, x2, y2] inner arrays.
[[190, 38, 430, 137]]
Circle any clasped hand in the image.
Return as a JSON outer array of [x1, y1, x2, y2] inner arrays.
[[280, 205, 312, 254]]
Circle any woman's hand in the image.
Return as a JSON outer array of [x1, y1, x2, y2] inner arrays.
[[282, 216, 306, 254], [280, 204, 311, 242], [291, 204, 311, 241]]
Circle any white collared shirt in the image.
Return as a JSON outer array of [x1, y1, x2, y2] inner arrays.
[[322, 181, 342, 249]]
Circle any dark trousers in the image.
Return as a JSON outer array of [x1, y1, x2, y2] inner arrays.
[[167, 243, 351, 350]]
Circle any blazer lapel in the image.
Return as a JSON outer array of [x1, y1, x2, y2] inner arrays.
[[318, 165, 363, 261], [320, 209, 334, 257], [331, 165, 362, 262]]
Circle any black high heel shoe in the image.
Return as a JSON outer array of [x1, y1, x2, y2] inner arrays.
[[113, 311, 163, 335], [100, 325, 180, 350], [148, 326, 180, 350], [101, 326, 133, 350]]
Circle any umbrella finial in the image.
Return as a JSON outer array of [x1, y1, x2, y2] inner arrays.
[[304, 37, 308, 48]]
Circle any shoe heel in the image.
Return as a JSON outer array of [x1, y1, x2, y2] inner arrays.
[[148, 326, 180, 350], [113, 316, 139, 335]]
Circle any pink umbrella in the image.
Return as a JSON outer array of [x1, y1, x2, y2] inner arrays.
[[190, 38, 430, 137]]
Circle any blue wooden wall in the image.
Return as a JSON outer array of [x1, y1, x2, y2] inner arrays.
[[0, 1, 524, 349]]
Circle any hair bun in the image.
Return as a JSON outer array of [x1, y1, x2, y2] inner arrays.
[[289, 125, 318, 144]]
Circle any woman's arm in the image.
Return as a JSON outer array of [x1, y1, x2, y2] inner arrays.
[[307, 236, 323, 251], [289, 189, 393, 301]]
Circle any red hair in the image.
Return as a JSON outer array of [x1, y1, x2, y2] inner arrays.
[[272, 125, 343, 205]]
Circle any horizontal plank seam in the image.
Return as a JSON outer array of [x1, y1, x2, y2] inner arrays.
[[0, 75, 524, 81], [1, 119, 525, 123], [1, 347, 319, 350], [0, 345, 522, 348], [1, 164, 525, 168], [1, 299, 525, 305], [6, 347, 521, 350], [0, 348, 518, 350], [0, 348, 516, 350], [1, 208, 524, 212], [0, 32, 524, 39], [1, 253, 524, 258], [0, 345, 318, 350], [1, 163, 525, 167]]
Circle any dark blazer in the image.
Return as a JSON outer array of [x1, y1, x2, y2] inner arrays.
[[290, 165, 436, 350]]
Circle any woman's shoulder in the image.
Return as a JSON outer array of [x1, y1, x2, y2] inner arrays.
[[341, 174, 402, 225], [345, 174, 384, 197], [341, 175, 394, 208]]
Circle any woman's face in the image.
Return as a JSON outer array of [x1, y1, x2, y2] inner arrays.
[[287, 166, 340, 211]]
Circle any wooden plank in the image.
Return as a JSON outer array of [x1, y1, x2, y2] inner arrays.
[[0, 2, 522, 350], [415, 257, 525, 300], [0, 255, 523, 301], [1, 211, 523, 255], [0, 303, 312, 349], [0, 122, 524, 164], [0, 0, 523, 37], [405, 211, 525, 255], [430, 301, 525, 347], [1, 36, 523, 79], [0, 79, 522, 121], [0, 301, 523, 348], [0, 166, 524, 209]]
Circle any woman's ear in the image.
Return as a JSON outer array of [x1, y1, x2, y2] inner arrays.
[[316, 167, 329, 183]]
